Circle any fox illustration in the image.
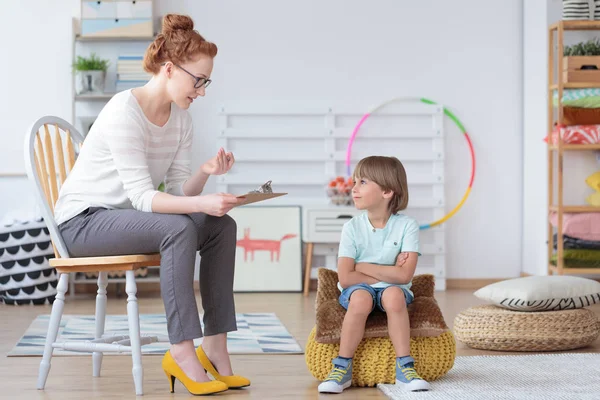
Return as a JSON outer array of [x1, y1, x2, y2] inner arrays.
[[236, 228, 297, 262]]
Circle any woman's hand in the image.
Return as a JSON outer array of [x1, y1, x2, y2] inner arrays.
[[201, 148, 235, 175], [196, 193, 242, 216]]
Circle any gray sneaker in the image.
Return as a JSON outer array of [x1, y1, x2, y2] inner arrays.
[[317, 356, 353, 394]]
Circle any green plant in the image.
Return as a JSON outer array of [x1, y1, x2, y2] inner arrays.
[[72, 52, 110, 71], [564, 38, 600, 56]]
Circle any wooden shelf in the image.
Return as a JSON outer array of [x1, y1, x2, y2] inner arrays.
[[549, 20, 600, 31], [549, 205, 600, 213], [548, 22, 600, 277], [75, 93, 115, 101], [75, 35, 156, 42], [550, 82, 600, 90], [549, 144, 600, 150], [548, 265, 600, 275]]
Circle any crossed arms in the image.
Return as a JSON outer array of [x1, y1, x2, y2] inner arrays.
[[337, 252, 418, 289]]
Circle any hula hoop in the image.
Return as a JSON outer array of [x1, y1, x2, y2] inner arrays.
[[345, 97, 475, 230]]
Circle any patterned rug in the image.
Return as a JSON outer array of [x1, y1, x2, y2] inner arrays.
[[8, 313, 303, 356], [378, 353, 600, 400]]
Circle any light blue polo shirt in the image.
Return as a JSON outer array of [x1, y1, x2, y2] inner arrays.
[[337, 212, 420, 296]]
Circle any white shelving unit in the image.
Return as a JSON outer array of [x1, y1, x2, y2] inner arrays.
[[70, 17, 156, 137], [217, 101, 447, 291], [68, 13, 158, 295]]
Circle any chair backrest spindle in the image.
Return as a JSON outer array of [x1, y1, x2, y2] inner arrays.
[[25, 117, 84, 259]]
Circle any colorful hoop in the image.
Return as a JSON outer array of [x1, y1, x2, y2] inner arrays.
[[345, 97, 476, 230]]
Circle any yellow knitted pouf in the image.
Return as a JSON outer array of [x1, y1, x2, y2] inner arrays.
[[305, 326, 456, 387]]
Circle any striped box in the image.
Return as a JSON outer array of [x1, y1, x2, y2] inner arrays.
[[562, 0, 600, 20]]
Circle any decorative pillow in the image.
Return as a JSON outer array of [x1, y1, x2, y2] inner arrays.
[[314, 268, 448, 344], [586, 171, 600, 192], [587, 191, 600, 206], [553, 88, 600, 107], [550, 249, 600, 268], [563, 107, 600, 125], [547, 124, 600, 145], [549, 211, 600, 241], [474, 275, 600, 311], [553, 233, 600, 250]]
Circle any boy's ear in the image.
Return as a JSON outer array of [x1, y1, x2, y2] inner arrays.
[[382, 190, 394, 199]]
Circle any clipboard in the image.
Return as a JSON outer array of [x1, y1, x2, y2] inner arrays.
[[235, 192, 287, 207]]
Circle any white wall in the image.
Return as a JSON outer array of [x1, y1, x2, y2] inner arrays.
[[522, 0, 549, 276], [156, 0, 524, 279], [0, 0, 525, 279], [0, 0, 79, 222]]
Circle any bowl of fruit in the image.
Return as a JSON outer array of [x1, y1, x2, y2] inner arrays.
[[326, 176, 354, 206]]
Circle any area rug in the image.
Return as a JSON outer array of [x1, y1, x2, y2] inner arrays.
[[8, 313, 303, 356], [378, 353, 600, 400]]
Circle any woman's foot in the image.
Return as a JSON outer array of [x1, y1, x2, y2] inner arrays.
[[198, 334, 251, 388], [201, 334, 233, 375], [170, 341, 211, 382]]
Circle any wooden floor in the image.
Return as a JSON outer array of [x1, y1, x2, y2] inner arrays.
[[1, 289, 599, 399]]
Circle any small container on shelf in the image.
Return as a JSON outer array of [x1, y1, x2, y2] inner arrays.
[[326, 176, 354, 206]]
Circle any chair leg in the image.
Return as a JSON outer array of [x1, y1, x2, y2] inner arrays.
[[37, 273, 69, 390], [303, 242, 314, 296], [125, 270, 143, 396], [93, 272, 108, 377]]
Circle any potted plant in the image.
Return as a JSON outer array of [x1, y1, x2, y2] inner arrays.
[[72, 53, 110, 94], [563, 38, 600, 83]]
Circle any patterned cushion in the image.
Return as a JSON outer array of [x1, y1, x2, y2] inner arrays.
[[474, 276, 600, 311], [0, 218, 57, 305], [548, 125, 600, 145]]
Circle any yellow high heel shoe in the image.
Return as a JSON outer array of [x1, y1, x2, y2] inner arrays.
[[162, 350, 228, 395], [196, 345, 251, 389]]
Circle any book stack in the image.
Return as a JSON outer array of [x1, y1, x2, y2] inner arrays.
[[116, 54, 151, 92]]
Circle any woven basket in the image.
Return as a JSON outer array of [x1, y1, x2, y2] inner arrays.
[[454, 305, 600, 352]]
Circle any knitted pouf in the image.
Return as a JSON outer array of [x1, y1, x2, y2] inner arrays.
[[454, 305, 600, 352], [305, 326, 456, 387]]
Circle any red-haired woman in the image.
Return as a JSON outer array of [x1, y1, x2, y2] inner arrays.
[[53, 14, 249, 396]]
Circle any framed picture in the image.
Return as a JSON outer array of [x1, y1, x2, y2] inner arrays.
[[228, 206, 302, 292]]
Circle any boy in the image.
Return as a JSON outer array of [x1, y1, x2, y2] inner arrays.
[[318, 156, 430, 394]]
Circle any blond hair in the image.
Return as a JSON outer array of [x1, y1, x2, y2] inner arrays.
[[353, 156, 409, 214]]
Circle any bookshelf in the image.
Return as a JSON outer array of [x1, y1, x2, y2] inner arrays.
[[547, 20, 600, 276]]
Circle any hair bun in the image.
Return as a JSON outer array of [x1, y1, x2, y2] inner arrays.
[[162, 14, 194, 34]]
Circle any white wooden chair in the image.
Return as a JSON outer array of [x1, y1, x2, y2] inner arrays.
[[24, 116, 163, 396]]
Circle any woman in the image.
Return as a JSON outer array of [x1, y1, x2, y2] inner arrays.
[[53, 13, 249, 395]]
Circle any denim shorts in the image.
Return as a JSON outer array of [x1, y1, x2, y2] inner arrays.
[[339, 283, 414, 313]]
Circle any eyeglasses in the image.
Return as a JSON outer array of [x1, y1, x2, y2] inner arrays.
[[162, 62, 212, 89]]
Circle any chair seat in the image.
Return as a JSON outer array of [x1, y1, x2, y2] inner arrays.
[[50, 253, 161, 273]]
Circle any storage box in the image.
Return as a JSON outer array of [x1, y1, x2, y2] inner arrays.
[[81, 18, 153, 38], [81, 0, 152, 20], [562, 0, 600, 20], [80, 0, 154, 38], [562, 56, 600, 83]]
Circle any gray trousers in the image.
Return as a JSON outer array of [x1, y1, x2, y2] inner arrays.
[[59, 207, 238, 344]]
